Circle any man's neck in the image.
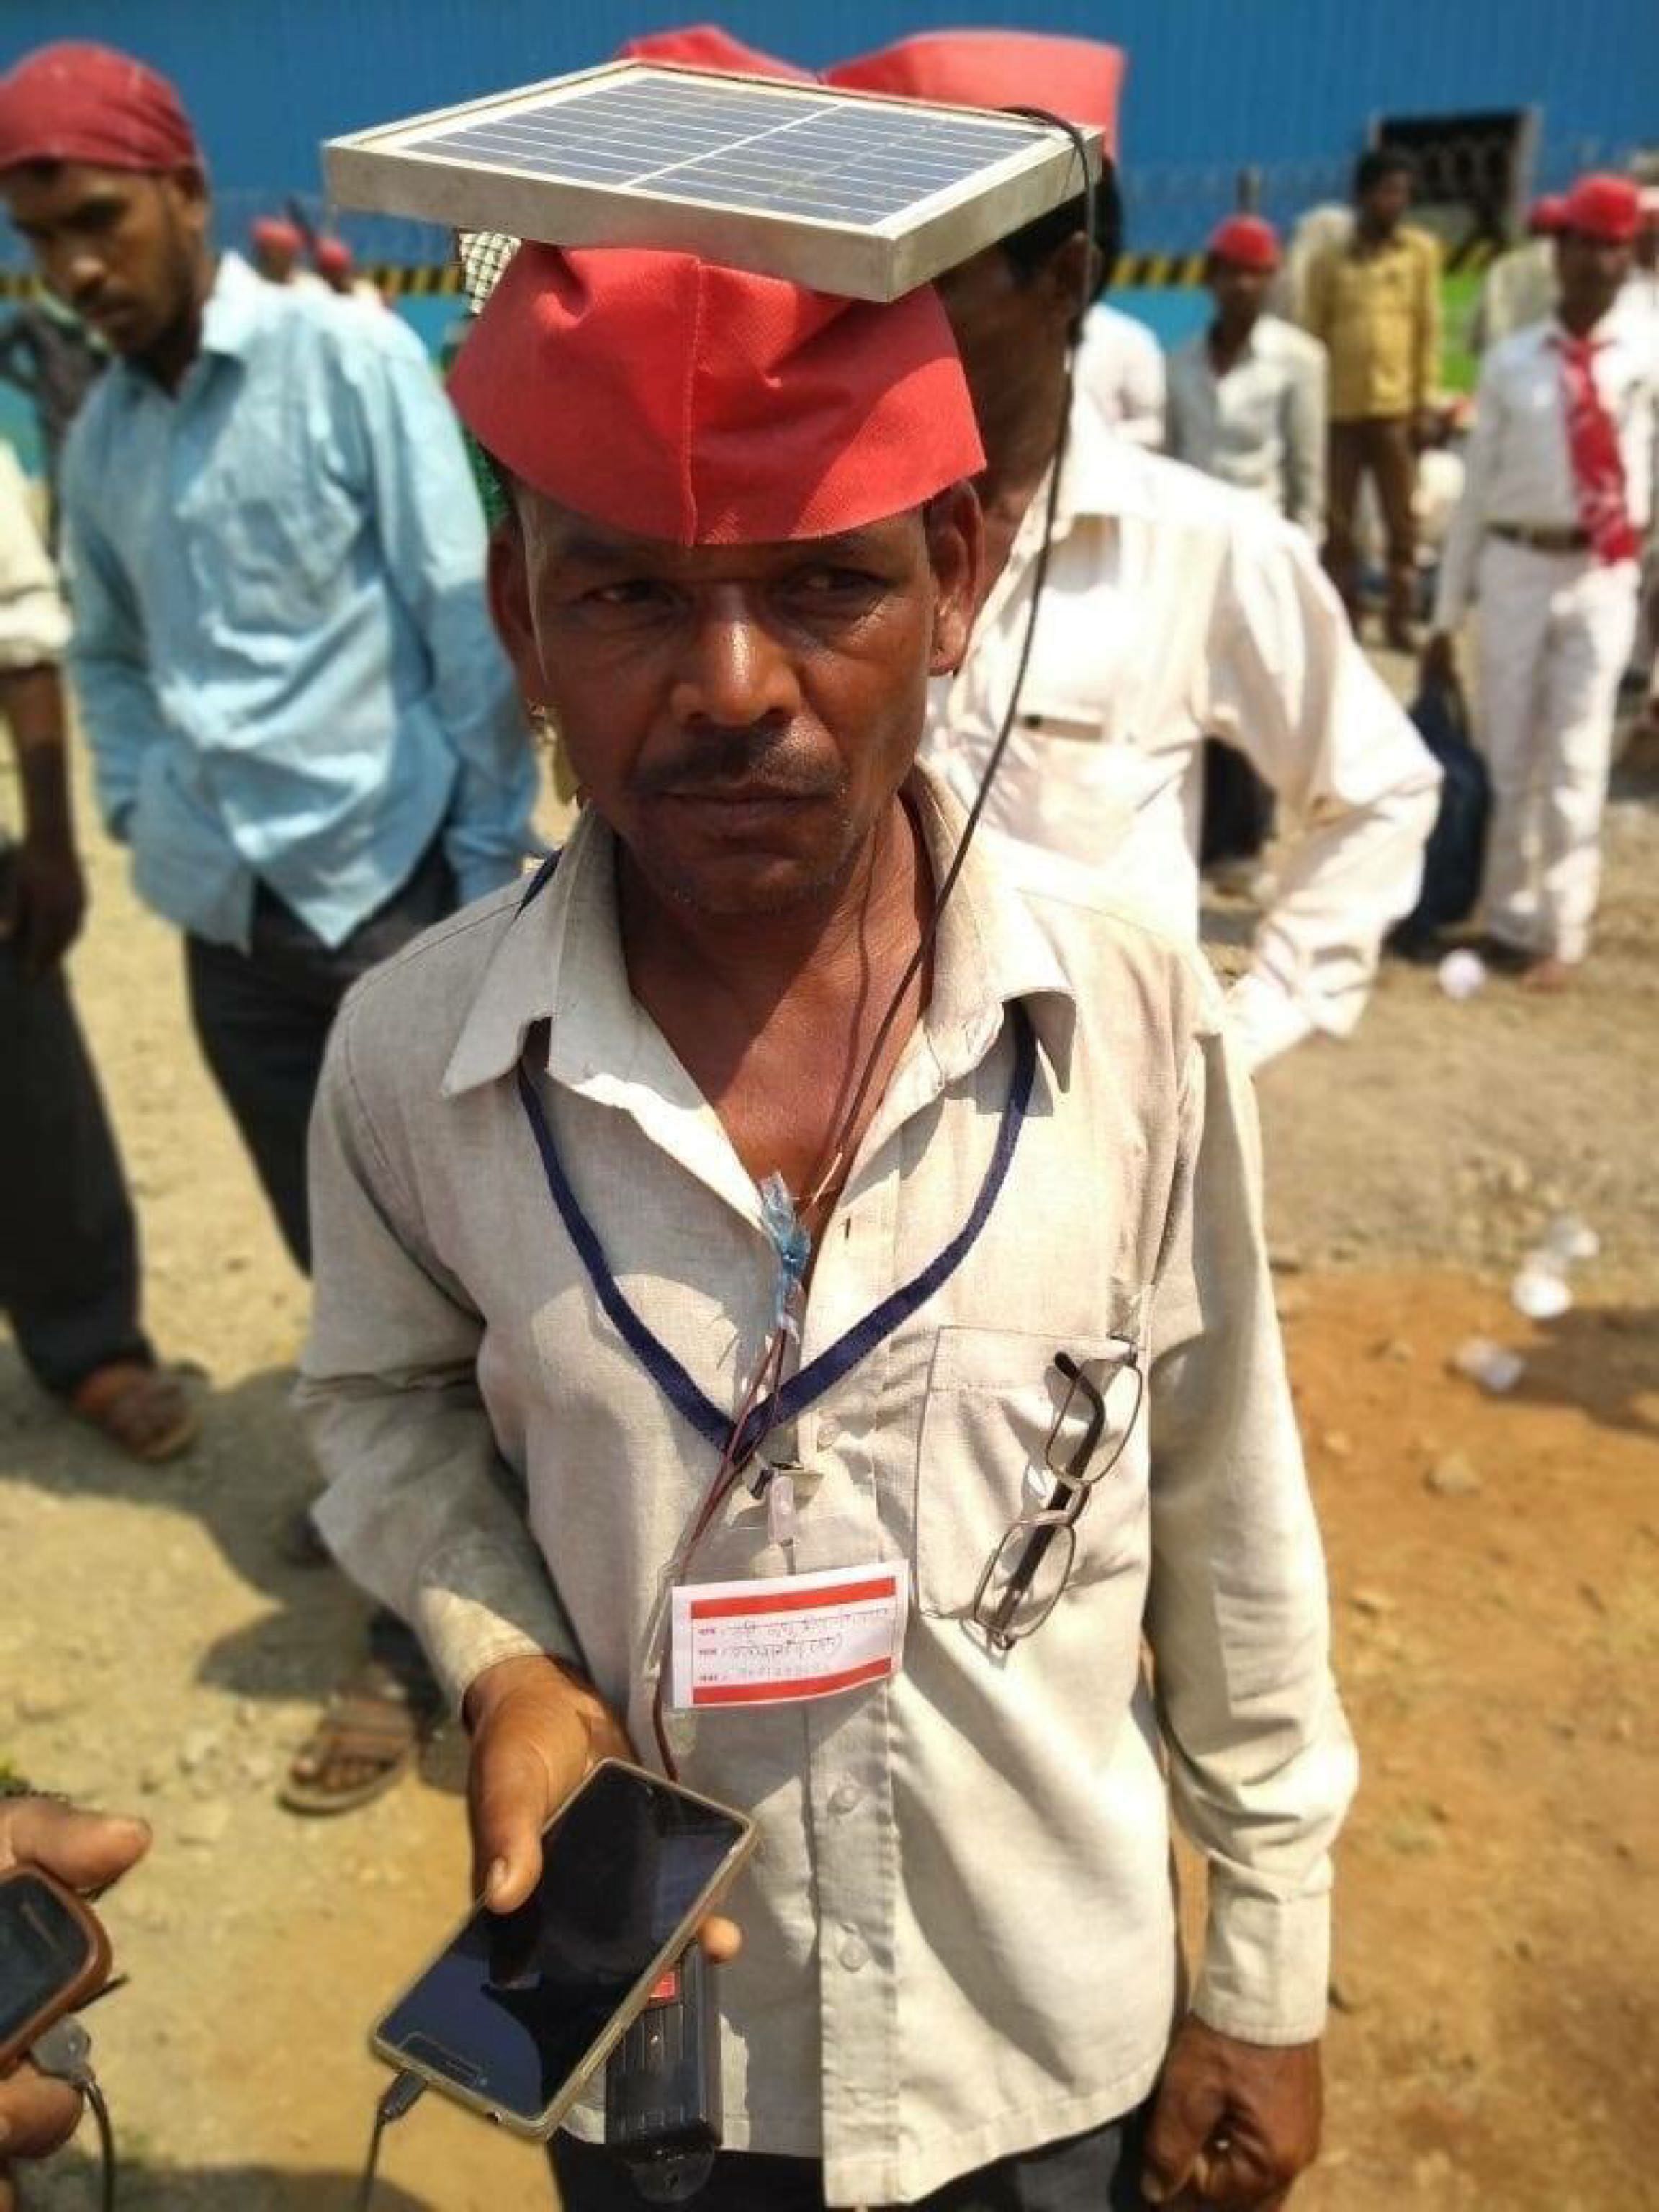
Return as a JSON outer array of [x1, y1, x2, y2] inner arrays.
[[1209, 312, 1259, 372], [1558, 295, 1615, 341], [1355, 217, 1397, 253], [136, 250, 216, 395], [972, 341, 1069, 520]]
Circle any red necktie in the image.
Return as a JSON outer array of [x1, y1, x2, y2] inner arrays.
[[1560, 333, 1639, 565]]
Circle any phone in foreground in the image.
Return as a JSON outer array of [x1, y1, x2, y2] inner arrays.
[[371, 1759, 755, 2139], [0, 1864, 112, 2072]]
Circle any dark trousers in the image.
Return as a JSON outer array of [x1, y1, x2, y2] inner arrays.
[[0, 857, 150, 1396], [552, 2110, 1145, 2211], [1325, 415, 1418, 633], [184, 840, 455, 1276]]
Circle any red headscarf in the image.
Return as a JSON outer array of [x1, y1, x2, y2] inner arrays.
[[449, 243, 984, 547], [616, 26, 811, 79], [1560, 174, 1640, 245], [826, 30, 1123, 156], [0, 41, 201, 176], [1208, 215, 1280, 271]]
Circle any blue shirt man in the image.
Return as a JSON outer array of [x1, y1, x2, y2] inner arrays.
[[61, 252, 533, 953]]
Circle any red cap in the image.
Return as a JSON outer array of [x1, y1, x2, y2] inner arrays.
[[251, 216, 302, 253], [1527, 194, 1568, 237], [1561, 173, 1641, 244], [0, 40, 200, 176], [616, 25, 811, 78], [826, 30, 1123, 155], [449, 244, 984, 547], [1208, 214, 1280, 271], [314, 236, 354, 277]]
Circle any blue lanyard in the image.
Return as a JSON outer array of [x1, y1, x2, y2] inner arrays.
[[513, 938, 1036, 1465]]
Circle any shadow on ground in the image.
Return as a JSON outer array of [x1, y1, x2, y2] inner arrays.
[[1508, 1305, 1659, 1442], [23, 2152, 434, 2209]]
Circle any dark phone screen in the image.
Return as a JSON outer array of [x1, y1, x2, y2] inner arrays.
[[0, 1874, 94, 2045], [377, 1766, 745, 2123]]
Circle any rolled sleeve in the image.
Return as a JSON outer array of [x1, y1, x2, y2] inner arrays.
[[0, 445, 68, 669], [1146, 1025, 1359, 2041], [296, 988, 579, 1707], [1206, 512, 1441, 1061]]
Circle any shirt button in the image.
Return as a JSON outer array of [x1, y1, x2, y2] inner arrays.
[[828, 1779, 861, 1816], [838, 1926, 869, 1973]]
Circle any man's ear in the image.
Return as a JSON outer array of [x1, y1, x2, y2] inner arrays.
[[486, 509, 548, 709], [925, 482, 986, 675]]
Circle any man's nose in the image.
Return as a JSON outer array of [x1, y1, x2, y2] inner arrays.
[[50, 243, 107, 307], [670, 602, 801, 730]]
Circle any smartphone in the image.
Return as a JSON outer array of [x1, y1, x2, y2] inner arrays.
[[371, 1759, 755, 2138], [0, 1866, 112, 2072]]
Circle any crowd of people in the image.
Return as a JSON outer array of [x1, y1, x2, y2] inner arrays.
[[0, 20, 1654, 2211]]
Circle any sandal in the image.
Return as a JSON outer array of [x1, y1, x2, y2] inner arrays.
[[69, 1362, 197, 1464], [280, 1660, 423, 1816]]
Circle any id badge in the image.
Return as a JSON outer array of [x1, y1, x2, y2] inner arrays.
[[668, 1560, 908, 1711]]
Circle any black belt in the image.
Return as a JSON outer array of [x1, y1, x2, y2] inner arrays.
[[1491, 522, 1592, 554]]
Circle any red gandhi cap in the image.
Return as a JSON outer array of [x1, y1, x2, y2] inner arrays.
[[314, 236, 354, 276], [825, 30, 1123, 156], [0, 41, 201, 176], [449, 243, 984, 547], [251, 216, 302, 253], [616, 26, 811, 78], [1527, 194, 1568, 237], [1561, 174, 1641, 244], [1208, 215, 1280, 271]]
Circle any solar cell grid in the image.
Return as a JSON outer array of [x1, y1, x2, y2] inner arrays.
[[418, 74, 1039, 228]]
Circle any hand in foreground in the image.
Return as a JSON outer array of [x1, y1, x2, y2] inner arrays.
[[463, 1655, 741, 1959], [0, 1799, 150, 2188], [1, 838, 85, 977], [1141, 2016, 1322, 2211]]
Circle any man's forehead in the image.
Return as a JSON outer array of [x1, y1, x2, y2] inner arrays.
[[526, 496, 927, 572], [3, 158, 150, 215]]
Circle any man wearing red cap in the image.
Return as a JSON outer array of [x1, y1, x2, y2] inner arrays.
[[824, 30, 1438, 1074], [1167, 217, 1326, 537], [249, 212, 325, 292], [1424, 174, 1658, 988], [299, 229, 1355, 2210], [0, 40, 536, 1806]]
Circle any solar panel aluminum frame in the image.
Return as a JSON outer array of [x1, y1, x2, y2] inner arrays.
[[323, 60, 1101, 302]]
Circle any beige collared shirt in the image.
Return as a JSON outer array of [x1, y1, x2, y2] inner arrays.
[[299, 771, 1356, 2206], [925, 402, 1441, 1071]]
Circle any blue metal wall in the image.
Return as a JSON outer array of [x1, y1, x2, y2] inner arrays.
[[2, 0, 1653, 240]]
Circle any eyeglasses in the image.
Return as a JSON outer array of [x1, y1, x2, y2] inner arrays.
[[971, 1346, 1144, 1651]]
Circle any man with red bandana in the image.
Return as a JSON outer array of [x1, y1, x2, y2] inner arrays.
[[299, 194, 1355, 2212]]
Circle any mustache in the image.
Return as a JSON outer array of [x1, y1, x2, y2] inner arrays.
[[634, 727, 845, 801]]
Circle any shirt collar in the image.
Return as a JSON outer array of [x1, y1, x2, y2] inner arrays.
[[197, 252, 268, 363], [440, 760, 1079, 1107]]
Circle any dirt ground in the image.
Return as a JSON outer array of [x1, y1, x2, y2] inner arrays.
[[3, 665, 1656, 2209]]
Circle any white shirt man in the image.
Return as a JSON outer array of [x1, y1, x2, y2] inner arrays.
[[924, 397, 1439, 1069], [1076, 301, 1166, 448], [1430, 176, 1658, 976], [1166, 215, 1328, 539]]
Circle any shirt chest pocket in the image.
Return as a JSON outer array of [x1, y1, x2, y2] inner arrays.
[[185, 427, 359, 630], [912, 1323, 1149, 1623]]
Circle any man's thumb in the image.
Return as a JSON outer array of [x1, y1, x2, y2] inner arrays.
[[468, 1737, 548, 1915]]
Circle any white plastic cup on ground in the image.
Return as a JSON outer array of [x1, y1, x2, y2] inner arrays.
[[1542, 1214, 1600, 1266], [1451, 1337, 1526, 1393], [1437, 949, 1488, 1002], [1511, 1264, 1572, 1321]]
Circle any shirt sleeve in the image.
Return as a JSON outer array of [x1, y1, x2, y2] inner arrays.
[[1146, 1014, 1358, 2042], [0, 445, 68, 670], [1414, 235, 1442, 411], [1431, 356, 1503, 632], [341, 322, 538, 907], [1204, 511, 1442, 1066], [59, 424, 174, 840], [295, 993, 582, 1709], [1282, 341, 1328, 538]]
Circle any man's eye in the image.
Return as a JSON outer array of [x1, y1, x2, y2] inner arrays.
[[585, 580, 670, 608], [793, 567, 879, 598]]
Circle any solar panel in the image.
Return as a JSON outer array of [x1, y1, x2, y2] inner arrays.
[[325, 61, 1100, 301]]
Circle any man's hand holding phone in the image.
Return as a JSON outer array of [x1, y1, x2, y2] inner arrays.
[[463, 1655, 741, 1963], [0, 1797, 149, 2207]]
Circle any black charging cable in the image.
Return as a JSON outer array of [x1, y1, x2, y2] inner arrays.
[[356, 2069, 427, 2211]]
